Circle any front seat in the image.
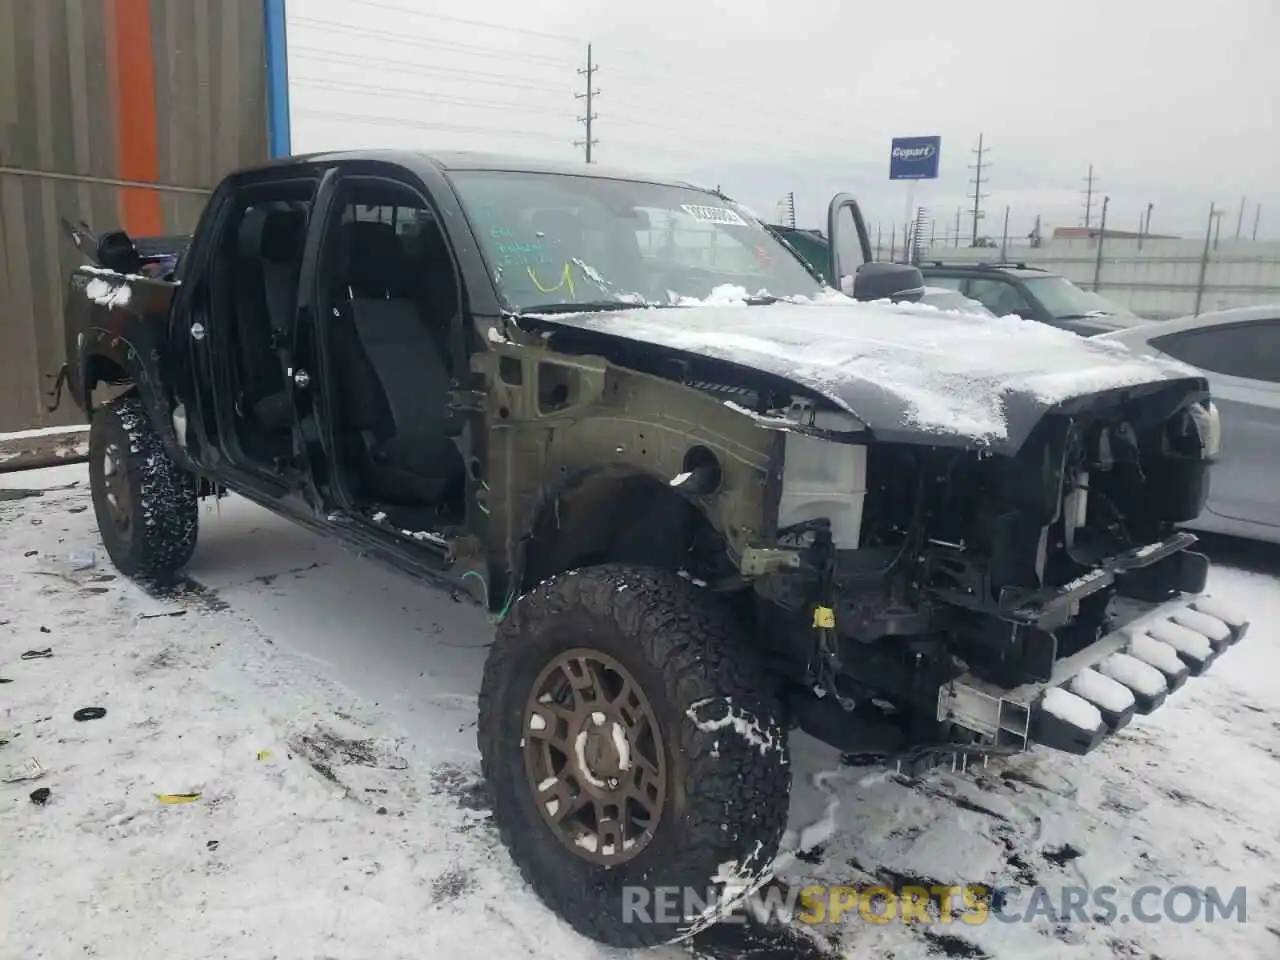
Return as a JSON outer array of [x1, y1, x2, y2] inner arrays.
[[342, 221, 465, 504]]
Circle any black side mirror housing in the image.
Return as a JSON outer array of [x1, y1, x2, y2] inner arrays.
[[851, 262, 927, 302], [95, 230, 144, 275]]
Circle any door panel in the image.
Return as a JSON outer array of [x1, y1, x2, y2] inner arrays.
[[1149, 318, 1280, 529], [1205, 375, 1280, 527]]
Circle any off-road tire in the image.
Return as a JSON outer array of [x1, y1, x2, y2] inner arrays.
[[477, 564, 790, 947], [88, 395, 198, 579]]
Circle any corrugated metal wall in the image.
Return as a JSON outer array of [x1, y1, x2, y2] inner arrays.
[[0, 0, 271, 432]]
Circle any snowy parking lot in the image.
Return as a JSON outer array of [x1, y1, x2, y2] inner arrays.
[[3, 463, 1278, 960]]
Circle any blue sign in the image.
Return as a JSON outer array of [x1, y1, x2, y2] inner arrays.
[[889, 136, 942, 180]]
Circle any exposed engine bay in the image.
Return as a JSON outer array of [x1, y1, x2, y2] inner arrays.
[[739, 385, 1225, 761]]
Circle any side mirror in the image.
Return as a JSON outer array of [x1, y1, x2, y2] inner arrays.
[[850, 262, 926, 302], [826, 193, 873, 289], [95, 230, 144, 275]]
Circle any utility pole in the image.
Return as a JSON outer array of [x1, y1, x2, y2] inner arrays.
[[1252, 202, 1262, 241], [1081, 163, 1097, 229], [782, 191, 797, 228], [968, 133, 990, 246], [1235, 195, 1247, 240], [1092, 195, 1110, 291], [574, 43, 599, 163], [999, 205, 1010, 260], [1194, 203, 1217, 316], [953, 207, 962, 248]]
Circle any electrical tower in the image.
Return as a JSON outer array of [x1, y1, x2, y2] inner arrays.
[[968, 133, 990, 246], [780, 191, 797, 228], [1081, 163, 1097, 229], [574, 43, 599, 163], [907, 206, 930, 264]]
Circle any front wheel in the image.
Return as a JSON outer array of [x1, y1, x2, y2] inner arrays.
[[88, 395, 198, 579], [477, 564, 790, 947]]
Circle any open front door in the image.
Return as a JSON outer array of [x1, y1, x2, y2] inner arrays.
[[827, 193, 927, 303], [826, 193, 872, 295]]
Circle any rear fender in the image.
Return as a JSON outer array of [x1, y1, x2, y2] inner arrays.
[[65, 267, 190, 468]]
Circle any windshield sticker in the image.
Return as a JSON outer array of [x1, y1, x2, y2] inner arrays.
[[680, 204, 748, 227]]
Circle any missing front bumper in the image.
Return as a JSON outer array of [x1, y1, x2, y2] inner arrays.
[[936, 594, 1250, 756]]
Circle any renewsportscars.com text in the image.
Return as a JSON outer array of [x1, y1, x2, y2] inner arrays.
[[621, 883, 1249, 926]]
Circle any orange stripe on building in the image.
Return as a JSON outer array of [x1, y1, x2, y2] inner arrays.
[[104, 0, 163, 236]]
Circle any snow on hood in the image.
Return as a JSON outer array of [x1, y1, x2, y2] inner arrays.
[[530, 285, 1203, 450]]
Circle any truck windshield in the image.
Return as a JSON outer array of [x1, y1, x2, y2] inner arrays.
[[446, 170, 826, 312], [1021, 275, 1135, 320]]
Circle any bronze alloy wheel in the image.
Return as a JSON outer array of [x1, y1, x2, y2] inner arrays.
[[522, 648, 667, 865]]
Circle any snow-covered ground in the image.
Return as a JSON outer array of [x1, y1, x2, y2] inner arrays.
[[3, 464, 1278, 959]]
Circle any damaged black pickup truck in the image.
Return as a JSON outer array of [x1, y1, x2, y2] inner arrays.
[[56, 150, 1247, 947]]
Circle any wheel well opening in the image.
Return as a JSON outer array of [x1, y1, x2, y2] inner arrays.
[[84, 355, 134, 408], [522, 469, 721, 591]]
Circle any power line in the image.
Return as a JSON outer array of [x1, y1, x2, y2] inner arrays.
[[290, 17, 580, 70], [293, 77, 573, 119], [575, 43, 600, 163], [340, 0, 585, 44], [1081, 163, 1097, 229], [291, 46, 565, 97], [292, 109, 569, 144], [293, 11, 889, 133], [968, 132, 990, 245]]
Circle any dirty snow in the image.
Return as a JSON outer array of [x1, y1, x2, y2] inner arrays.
[[0, 424, 88, 443], [4, 464, 1280, 959], [555, 293, 1192, 442]]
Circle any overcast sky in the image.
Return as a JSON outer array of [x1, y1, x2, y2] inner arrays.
[[287, 0, 1278, 243]]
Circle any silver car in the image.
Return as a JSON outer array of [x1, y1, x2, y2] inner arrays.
[[1097, 304, 1280, 544]]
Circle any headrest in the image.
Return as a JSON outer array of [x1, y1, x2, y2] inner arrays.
[[260, 210, 307, 265], [237, 207, 268, 258], [235, 207, 306, 265], [343, 220, 406, 296]]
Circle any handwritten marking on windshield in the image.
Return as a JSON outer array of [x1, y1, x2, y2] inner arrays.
[[527, 263, 577, 300]]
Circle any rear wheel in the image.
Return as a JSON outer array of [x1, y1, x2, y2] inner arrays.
[[477, 564, 790, 947], [88, 396, 198, 578]]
